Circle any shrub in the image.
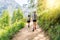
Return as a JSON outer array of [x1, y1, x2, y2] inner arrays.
[[38, 8, 60, 40], [0, 21, 25, 40]]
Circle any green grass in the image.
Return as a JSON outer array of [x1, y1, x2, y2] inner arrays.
[[38, 17, 60, 40]]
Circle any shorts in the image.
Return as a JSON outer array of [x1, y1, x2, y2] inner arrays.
[[27, 20, 30, 23], [33, 20, 36, 22]]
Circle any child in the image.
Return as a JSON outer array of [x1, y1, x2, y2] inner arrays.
[[32, 11, 37, 31], [27, 15, 31, 28]]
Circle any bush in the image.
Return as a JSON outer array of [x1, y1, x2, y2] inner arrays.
[[38, 8, 60, 40], [0, 8, 25, 40], [0, 21, 25, 40], [12, 8, 23, 23]]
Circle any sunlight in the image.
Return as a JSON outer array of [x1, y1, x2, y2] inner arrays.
[[46, 0, 55, 8], [46, 0, 60, 9], [15, 0, 28, 6]]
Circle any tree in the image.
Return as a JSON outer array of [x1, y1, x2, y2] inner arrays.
[[12, 10, 17, 23], [37, 0, 46, 15], [1, 10, 10, 27], [12, 8, 23, 23], [17, 8, 23, 21]]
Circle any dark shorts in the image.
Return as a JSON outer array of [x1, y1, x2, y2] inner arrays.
[[27, 20, 30, 23], [33, 20, 36, 22]]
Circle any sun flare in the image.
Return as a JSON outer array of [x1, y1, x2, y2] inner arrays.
[[46, 0, 60, 9], [46, 0, 55, 8]]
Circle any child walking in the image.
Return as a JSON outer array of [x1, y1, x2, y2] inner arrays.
[[27, 15, 31, 28], [32, 11, 37, 31]]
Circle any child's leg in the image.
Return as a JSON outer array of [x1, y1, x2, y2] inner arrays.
[[32, 20, 37, 31], [34, 22, 36, 30], [32, 22, 36, 31], [27, 20, 30, 28], [35, 22, 37, 29], [28, 22, 30, 28]]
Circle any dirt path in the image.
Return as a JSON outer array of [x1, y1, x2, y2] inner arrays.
[[12, 21, 49, 40]]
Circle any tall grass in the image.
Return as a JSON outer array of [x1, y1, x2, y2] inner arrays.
[[38, 8, 60, 40]]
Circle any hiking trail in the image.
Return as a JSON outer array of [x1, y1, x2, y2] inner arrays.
[[12, 21, 49, 40]]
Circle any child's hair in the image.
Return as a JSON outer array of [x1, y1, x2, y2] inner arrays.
[[28, 15, 30, 17]]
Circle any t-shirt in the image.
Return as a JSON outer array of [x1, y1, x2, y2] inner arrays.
[[27, 15, 31, 21], [32, 13, 37, 20]]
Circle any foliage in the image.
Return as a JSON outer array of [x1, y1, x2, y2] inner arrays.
[[0, 10, 10, 28], [0, 8, 25, 40], [38, 8, 60, 40], [37, 0, 60, 40], [12, 8, 23, 23], [0, 21, 25, 40], [37, 0, 46, 15]]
